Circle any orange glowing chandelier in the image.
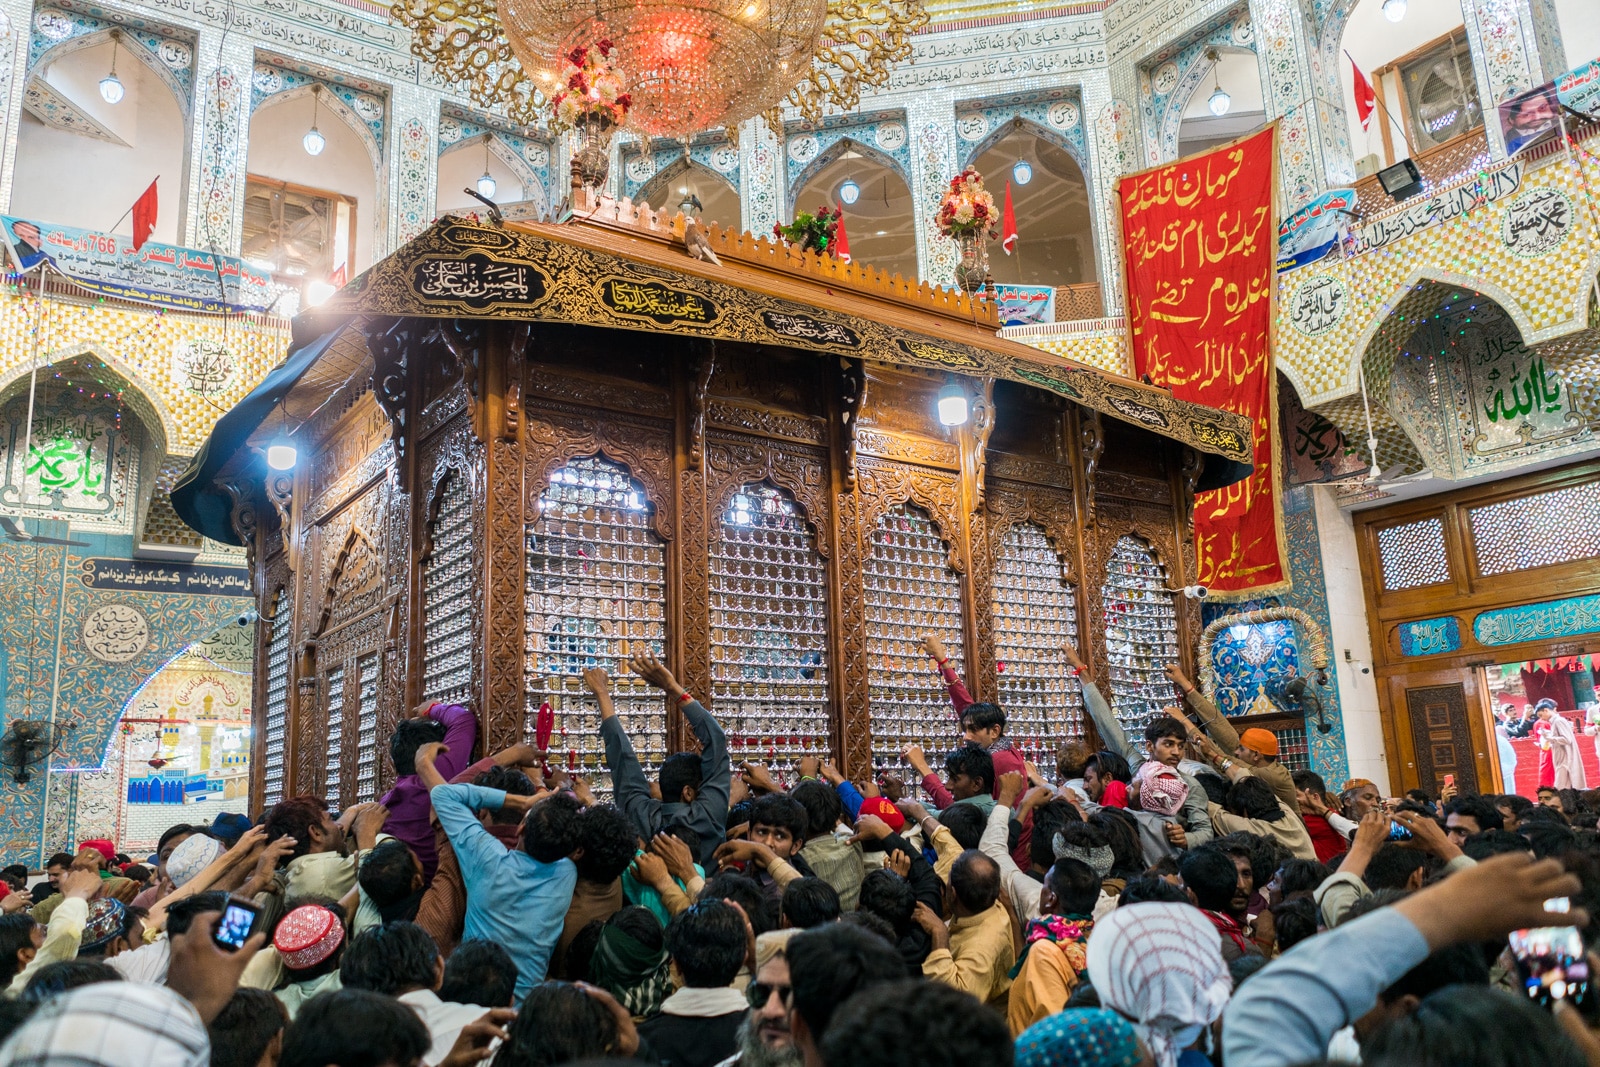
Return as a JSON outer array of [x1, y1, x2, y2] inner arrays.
[[392, 0, 928, 138]]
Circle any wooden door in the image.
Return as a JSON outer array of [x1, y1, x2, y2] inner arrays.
[[1384, 666, 1494, 795]]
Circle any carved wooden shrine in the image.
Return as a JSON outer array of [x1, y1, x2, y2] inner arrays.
[[172, 205, 1254, 812]]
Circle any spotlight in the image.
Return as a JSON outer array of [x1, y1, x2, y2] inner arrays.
[[1377, 158, 1423, 201], [304, 280, 337, 307], [937, 380, 968, 427], [265, 444, 297, 470]]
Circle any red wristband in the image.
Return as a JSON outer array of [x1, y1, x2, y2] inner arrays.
[[936, 658, 949, 667], [677, 691, 693, 703], [1071, 666, 1083, 676]]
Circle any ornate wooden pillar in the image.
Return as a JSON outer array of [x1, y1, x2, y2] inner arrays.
[[480, 323, 527, 753], [828, 358, 872, 777]]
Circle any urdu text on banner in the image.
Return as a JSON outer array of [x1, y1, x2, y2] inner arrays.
[[1117, 125, 1289, 599]]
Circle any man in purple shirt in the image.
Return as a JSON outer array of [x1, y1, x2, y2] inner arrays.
[[381, 700, 479, 881]]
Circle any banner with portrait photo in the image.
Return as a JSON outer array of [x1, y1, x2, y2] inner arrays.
[[1498, 82, 1563, 157], [1118, 125, 1288, 598]]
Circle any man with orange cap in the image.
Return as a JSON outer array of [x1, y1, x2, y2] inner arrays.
[[1164, 664, 1300, 816]]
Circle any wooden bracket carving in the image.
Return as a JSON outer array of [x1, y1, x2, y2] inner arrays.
[[838, 358, 864, 492], [688, 342, 715, 469], [221, 478, 260, 576], [965, 377, 996, 510], [426, 319, 487, 425], [1080, 407, 1104, 526], [505, 323, 529, 441], [1179, 446, 1205, 528], [264, 469, 296, 571], [365, 317, 411, 463]]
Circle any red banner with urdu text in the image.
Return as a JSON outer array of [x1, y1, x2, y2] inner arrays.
[[1118, 126, 1288, 598]]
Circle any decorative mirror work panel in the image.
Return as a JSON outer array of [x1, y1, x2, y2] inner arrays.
[[260, 590, 292, 808], [864, 502, 965, 789], [1469, 482, 1600, 578], [323, 666, 345, 810], [1376, 517, 1451, 591], [992, 522, 1085, 749], [710, 483, 831, 773], [354, 652, 381, 803], [1101, 535, 1179, 739], [524, 456, 668, 796], [0, 376, 147, 533], [422, 468, 476, 706]]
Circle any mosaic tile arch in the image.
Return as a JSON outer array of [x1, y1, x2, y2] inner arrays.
[[783, 112, 914, 206], [1134, 5, 1254, 165], [953, 91, 1090, 168], [439, 113, 552, 214], [250, 63, 386, 171], [635, 159, 739, 221], [785, 134, 910, 219], [440, 134, 545, 212], [622, 136, 742, 206], [0, 343, 181, 457], [29, 6, 196, 109]]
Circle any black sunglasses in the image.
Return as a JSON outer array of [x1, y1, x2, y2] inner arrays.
[[747, 981, 793, 1009]]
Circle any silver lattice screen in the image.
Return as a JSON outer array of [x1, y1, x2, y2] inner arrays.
[[525, 456, 668, 796], [323, 666, 345, 809], [1101, 535, 1179, 741], [354, 652, 380, 802], [993, 523, 1086, 754], [864, 502, 966, 789], [421, 468, 476, 707], [260, 589, 291, 807], [710, 483, 831, 774]]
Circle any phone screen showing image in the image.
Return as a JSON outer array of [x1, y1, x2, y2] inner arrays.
[[1510, 926, 1590, 1009], [213, 901, 259, 952]]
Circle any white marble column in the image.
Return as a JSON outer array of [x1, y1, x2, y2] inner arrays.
[[905, 94, 958, 288], [1460, 0, 1567, 158], [1248, 0, 1357, 210], [740, 116, 781, 239], [184, 35, 254, 256], [387, 83, 439, 249]]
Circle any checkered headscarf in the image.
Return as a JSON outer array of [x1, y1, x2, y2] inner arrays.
[[0, 983, 208, 1066], [1085, 903, 1229, 1067]]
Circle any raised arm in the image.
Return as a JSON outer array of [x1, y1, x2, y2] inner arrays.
[[587, 666, 659, 836], [903, 745, 954, 810], [1064, 640, 1136, 762], [428, 701, 481, 782], [1164, 664, 1244, 752], [923, 635, 974, 716], [630, 655, 731, 820]]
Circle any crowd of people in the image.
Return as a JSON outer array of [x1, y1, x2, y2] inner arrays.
[[2, 642, 1599, 1067]]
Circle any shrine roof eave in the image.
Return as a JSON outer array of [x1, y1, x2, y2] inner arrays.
[[172, 215, 1252, 545]]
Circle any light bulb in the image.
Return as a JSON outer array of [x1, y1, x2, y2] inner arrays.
[[839, 178, 860, 205], [937, 381, 968, 427], [1012, 159, 1033, 185], [99, 73, 124, 104], [303, 126, 325, 156], [1208, 86, 1232, 116], [305, 280, 337, 307], [266, 444, 297, 470], [477, 172, 497, 199], [1382, 0, 1406, 21]]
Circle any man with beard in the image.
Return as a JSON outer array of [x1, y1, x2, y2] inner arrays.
[[714, 930, 803, 1067]]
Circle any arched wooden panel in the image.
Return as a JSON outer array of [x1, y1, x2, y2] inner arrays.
[[1100, 534, 1180, 740]]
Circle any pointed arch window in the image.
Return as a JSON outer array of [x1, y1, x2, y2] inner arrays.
[[993, 522, 1085, 748], [1100, 535, 1179, 739], [422, 467, 475, 706]]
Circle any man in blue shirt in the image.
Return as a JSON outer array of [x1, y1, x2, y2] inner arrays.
[[584, 655, 731, 870], [425, 766, 580, 1002]]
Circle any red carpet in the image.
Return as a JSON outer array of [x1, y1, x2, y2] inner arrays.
[[1506, 714, 1600, 797]]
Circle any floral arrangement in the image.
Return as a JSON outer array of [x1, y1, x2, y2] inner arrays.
[[935, 166, 998, 240], [772, 205, 839, 254], [549, 40, 631, 132]]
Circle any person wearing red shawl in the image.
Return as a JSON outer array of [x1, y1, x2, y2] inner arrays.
[[1533, 698, 1588, 790]]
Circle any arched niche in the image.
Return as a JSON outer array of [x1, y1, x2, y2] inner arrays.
[[14, 32, 189, 244], [1335, 0, 1473, 170], [791, 137, 917, 281], [636, 158, 742, 232], [246, 86, 379, 276], [967, 119, 1097, 287], [437, 133, 538, 216], [1174, 47, 1266, 158], [0, 352, 169, 536]]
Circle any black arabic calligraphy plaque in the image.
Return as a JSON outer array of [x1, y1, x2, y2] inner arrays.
[[597, 277, 719, 327], [411, 254, 548, 311]]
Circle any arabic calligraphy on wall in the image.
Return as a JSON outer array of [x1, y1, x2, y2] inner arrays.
[[597, 278, 720, 326], [1281, 379, 1366, 485], [0, 382, 139, 530], [79, 558, 253, 597], [1350, 164, 1522, 256], [1474, 594, 1600, 647], [1288, 274, 1346, 337], [411, 255, 550, 312], [1500, 188, 1573, 258], [1397, 616, 1462, 657]]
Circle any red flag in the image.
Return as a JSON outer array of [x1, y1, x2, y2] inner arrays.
[[131, 179, 157, 251], [834, 204, 851, 263], [1349, 56, 1376, 132], [1001, 181, 1018, 255]]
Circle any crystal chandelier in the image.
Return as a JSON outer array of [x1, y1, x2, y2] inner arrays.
[[391, 0, 927, 138]]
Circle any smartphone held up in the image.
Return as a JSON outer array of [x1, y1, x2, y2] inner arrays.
[[212, 897, 262, 952], [1510, 902, 1590, 1011]]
